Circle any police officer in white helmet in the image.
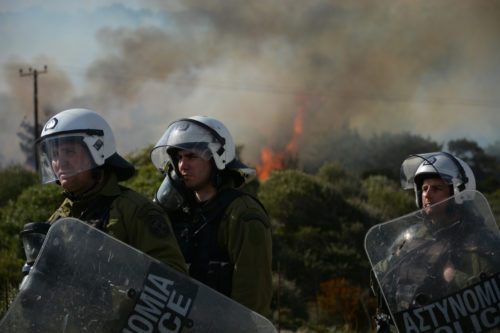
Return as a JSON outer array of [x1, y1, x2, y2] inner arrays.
[[401, 152, 476, 225], [36, 108, 187, 273], [151, 116, 272, 316], [372, 152, 500, 332]]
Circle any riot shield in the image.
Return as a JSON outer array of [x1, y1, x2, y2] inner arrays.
[[0, 217, 276, 333], [365, 190, 500, 333]]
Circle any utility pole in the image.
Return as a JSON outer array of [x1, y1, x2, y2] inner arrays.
[[19, 65, 48, 171]]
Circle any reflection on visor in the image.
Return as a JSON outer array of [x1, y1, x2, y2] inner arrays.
[[151, 119, 221, 171], [173, 143, 212, 160], [151, 142, 213, 171]]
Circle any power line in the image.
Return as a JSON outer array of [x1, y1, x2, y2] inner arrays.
[[9, 62, 500, 110], [19, 65, 48, 171]]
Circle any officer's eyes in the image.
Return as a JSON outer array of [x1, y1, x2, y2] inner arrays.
[[422, 185, 445, 192], [52, 148, 75, 158], [178, 153, 197, 160]]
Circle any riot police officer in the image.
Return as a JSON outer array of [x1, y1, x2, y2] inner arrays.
[[372, 152, 500, 331], [150, 116, 272, 316], [36, 108, 187, 274]]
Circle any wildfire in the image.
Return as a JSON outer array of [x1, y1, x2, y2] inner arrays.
[[256, 94, 307, 181], [256, 148, 285, 182]]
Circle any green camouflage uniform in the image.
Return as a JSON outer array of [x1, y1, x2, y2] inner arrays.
[[216, 193, 273, 316], [48, 172, 187, 274]]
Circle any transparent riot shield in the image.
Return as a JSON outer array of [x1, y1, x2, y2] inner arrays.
[[365, 190, 500, 333], [0, 217, 276, 333]]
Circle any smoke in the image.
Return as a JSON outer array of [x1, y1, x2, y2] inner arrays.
[[2, 0, 500, 168], [5, 57, 74, 108], [88, 1, 500, 165], [1, 56, 74, 166]]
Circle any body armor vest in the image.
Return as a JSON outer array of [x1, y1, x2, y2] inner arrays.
[[168, 188, 254, 296]]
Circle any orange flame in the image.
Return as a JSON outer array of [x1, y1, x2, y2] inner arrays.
[[256, 148, 285, 182], [285, 108, 304, 153], [256, 95, 306, 181]]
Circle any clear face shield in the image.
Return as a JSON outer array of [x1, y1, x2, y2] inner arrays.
[[36, 135, 96, 184], [151, 120, 220, 172]]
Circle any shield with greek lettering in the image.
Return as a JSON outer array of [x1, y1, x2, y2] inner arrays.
[[365, 190, 500, 333], [0, 218, 276, 333]]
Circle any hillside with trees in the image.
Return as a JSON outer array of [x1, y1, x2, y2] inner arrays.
[[2, 133, 500, 332]]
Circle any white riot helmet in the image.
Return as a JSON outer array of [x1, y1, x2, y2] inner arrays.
[[151, 116, 255, 210], [36, 108, 135, 184], [151, 116, 255, 182], [400, 152, 476, 208]]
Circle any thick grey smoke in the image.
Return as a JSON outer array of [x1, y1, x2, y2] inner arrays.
[[84, 0, 500, 166], [3, 0, 500, 168]]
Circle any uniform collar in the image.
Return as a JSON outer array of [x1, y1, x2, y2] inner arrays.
[[63, 171, 121, 202]]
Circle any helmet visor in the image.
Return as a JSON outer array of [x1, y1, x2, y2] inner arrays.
[[400, 153, 465, 190], [36, 135, 96, 184], [151, 120, 219, 171]]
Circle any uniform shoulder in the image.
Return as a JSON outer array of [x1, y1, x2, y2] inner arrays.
[[226, 192, 269, 227], [111, 186, 171, 236], [228, 191, 266, 211], [115, 186, 150, 203], [112, 186, 161, 212]]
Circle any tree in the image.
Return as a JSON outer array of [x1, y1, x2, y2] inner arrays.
[[485, 140, 500, 160], [361, 132, 442, 180], [16, 108, 54, 169], [258, 169, 377, 330], [271, 271, 309, 331], [0, 166, 48, 316], [0, 181, 61, 317], [448, 138, 500, 193], [317, 161, 364, 200], [362, 175, 415, 220], [300, 127, 441, 180], [17, 118, 38, 170], [485, 190, 500, 229], [0, 165, 38, 207], [317, 278, 369, 330]]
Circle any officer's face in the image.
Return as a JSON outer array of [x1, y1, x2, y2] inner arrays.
[[177, 149, 213, 195], [51, 142, 95, 194], [421, 177, 451, 220]]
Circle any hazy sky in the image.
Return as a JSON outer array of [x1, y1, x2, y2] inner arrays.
[[2, 0, 500, 168]]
